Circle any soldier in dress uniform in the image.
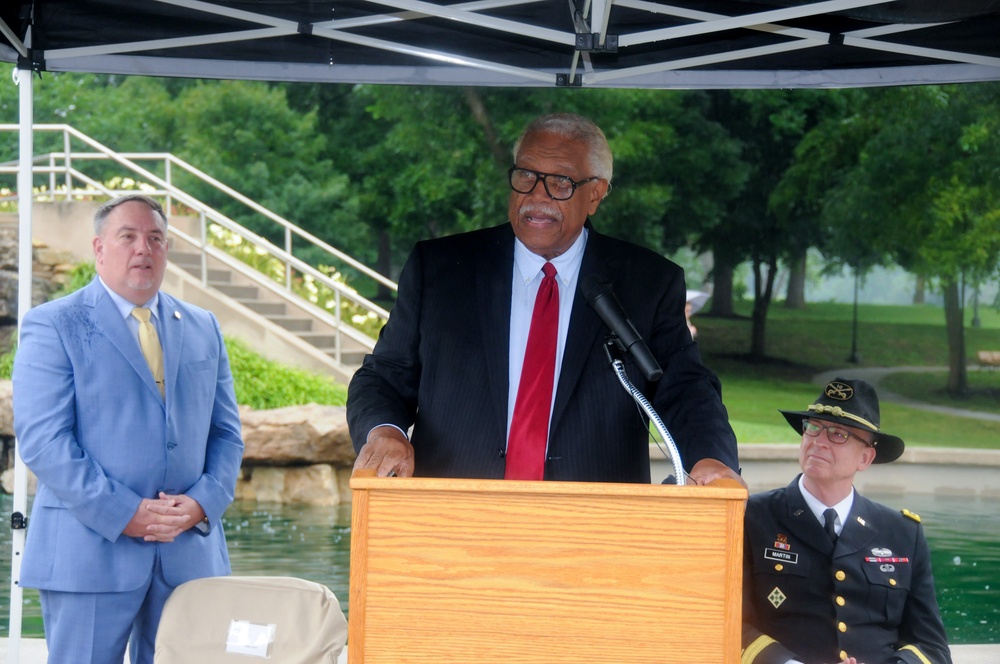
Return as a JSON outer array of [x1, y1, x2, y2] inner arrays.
[[741, 378, 952, 664]]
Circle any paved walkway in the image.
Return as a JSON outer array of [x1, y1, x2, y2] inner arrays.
[[814, 366, 1000, 423]]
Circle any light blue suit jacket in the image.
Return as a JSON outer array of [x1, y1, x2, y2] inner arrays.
[[13, 278, 244, 592]]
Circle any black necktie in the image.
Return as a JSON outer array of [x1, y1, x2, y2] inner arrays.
[[823, 508, 838, 543]]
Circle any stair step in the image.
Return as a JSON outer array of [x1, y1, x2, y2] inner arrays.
[[166, 249, 376, 374], [270, 316, 313, 332], [236, 300, 287, 316], [318, 349, 369, 365], [298, 332, 369, 352], [296, 332, 340, 348], [211, 283, 259, 299], [177, 264, 231, 282], [169, 251, 204, 266]]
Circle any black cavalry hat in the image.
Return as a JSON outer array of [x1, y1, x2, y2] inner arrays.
[[779, 377, 905, 464]]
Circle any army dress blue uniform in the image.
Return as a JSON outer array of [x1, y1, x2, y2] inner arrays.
[[742, 476, 952, 664]]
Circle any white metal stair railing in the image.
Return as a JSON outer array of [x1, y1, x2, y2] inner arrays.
[[0, 123, 395, 368]]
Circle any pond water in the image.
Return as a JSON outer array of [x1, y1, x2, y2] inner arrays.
[[1, 492, 996, 644]]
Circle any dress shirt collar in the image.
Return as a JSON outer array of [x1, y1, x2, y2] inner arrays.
[[98, 276, 160, 322], [798, 474, 855, 536], [513, 227, 588, 288]]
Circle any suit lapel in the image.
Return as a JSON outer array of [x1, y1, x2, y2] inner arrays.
[[157, 294, 183, 406], [550, 227, 615, 431], [83, 279, 163, 402], [476, 226, 515, 432], [780, 477, 837, 556], [835, 491, 878, 558]]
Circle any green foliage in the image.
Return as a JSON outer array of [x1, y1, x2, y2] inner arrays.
[[696, 301, 1000, 449], [0, 342, 14, 379], [225, 336, 346, 410], [52, 262, 97, 299], [801, 83, 1000, 285], [0, 323, 345, 410], [168, 80, 347, 245], [881, 371, 1000, 416], [723, 370, 1000, 449]]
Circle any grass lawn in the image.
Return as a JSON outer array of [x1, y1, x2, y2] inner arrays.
[[694, 300, 1000, 450]]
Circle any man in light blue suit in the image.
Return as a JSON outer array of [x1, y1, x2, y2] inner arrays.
[[13, 194, 245, 664]]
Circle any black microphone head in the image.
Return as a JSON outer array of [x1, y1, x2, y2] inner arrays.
[[582, 274, 613, 305]]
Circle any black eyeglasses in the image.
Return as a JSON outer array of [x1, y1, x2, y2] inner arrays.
[[508, 167, 600, 201], [802, 420, 873, 447]]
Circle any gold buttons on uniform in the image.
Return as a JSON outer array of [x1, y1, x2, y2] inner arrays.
[[835, 570, 846, 581], [840, 651, 848, 661], [838, 622, 847, 633], [775, 564, 783, 571], [836, 596, 846, 606], [889, 579, 897, 586]]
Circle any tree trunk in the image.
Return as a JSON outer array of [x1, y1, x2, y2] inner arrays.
[[463, 87, 508, 168], [943, 279, 968, 395], [785, 250, 807, 309], [913, 275, 926, 305], [709, 261, 735, 316], [750, 257, 777, 359]]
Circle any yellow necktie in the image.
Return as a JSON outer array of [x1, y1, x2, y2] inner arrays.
[[131, 307, 165, 398]]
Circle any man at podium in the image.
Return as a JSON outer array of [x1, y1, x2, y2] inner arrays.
[[741, 378, 951, 664], [348, 112, 742, 486]]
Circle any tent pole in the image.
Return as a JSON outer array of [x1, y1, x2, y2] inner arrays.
[[8, 62, 35, 664]]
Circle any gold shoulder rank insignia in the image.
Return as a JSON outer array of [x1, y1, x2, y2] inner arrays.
[[901, 508, 921, 523]]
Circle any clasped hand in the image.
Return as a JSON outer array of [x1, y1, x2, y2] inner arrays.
[[123, 492, 206, 542]]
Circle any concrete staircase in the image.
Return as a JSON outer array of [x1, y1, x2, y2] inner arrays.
[[1, 127, 391, 384], [19, 201, 379, 385], [167, 247, 372, 382]]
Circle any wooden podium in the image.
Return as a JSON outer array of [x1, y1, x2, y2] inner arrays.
[[349, 470, 747, 663]]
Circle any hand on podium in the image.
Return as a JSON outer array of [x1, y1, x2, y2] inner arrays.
[[688, 458, 747, 488], [354, 425, 415, 478]]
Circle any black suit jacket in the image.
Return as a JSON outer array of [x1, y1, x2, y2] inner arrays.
[[742, 476, 952, 664], [347, 222, 738, 482]]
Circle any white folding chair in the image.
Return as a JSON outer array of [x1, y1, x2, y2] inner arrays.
[[154, 576, 347, 664]]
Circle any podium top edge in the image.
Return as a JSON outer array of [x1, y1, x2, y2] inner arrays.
[[349, 473, 748, 500]]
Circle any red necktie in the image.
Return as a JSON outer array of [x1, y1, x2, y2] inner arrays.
[[505, 262, 559, 480]]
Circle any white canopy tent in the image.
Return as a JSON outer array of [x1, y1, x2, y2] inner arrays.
[[4, 0, 1000, 89], [2, 1, 1000, 661]]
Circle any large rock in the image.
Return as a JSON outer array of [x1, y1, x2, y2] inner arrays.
[[0, 380, 12, 436], [240, 403, 356, 466], [237, 464, 353, 505], [0, 232, 74, 324]]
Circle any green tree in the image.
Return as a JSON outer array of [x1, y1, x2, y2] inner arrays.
[[698, 89, 832, 359], [0, 68, 356, 273], [0, 67, 184, 174], [168, 81, 352, 252], [809, 83, 1000, 393], [288, 84, 748, 296]]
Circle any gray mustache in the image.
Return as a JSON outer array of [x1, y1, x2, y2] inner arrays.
[[519, 204, 561, 220]]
